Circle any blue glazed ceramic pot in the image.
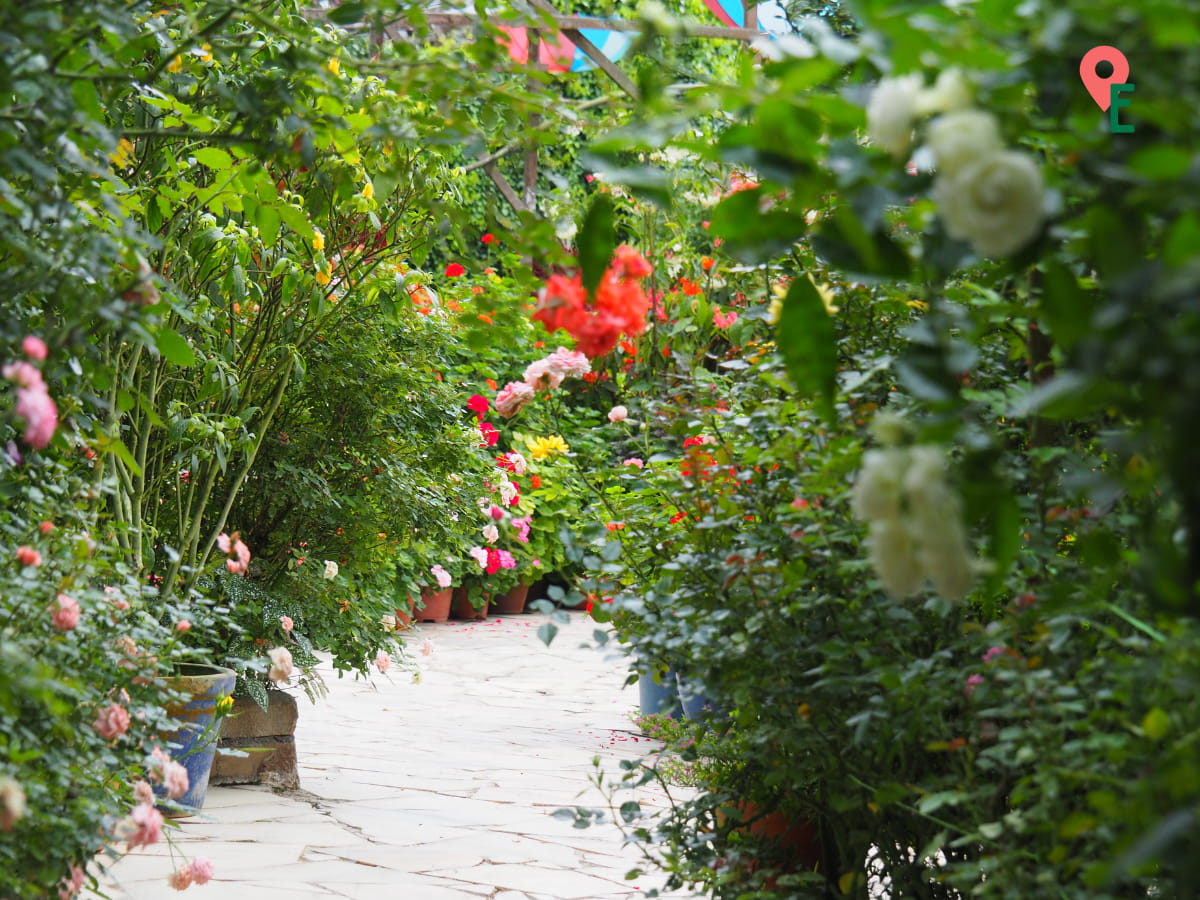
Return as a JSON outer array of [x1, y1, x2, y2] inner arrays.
[[159, 663, 237, 815]]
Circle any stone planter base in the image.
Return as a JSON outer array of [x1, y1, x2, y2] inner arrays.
[[211, 691, 300, 790]]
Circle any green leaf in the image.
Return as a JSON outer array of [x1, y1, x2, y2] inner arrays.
[[1010, 372, 1103, 419], [812, 208, 911, 280], [985, 492, 1022, 596], [328, 1, 366, 24], [192, 147, 233, 171], [1127, 145, 1192, 181], [155, 328, 195, 367], [537, 622, 559, 645], [1164, 211, 1200, 267], [256, 203, 280, 247], [578, 194, 616, 299], [1038, 260, 1089, 348], [277, 203, 314, 240], [95, 435, 142, 477], [1142, 707, 1170, 740], [709, 189, 808, 265], [777, 277, 837, 422]]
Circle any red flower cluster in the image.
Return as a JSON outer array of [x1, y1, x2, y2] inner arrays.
[[467, 393, 490, 421], [532, 246, 653, 358], [479, 421, 499, 447], [445, 262, 465, 277]]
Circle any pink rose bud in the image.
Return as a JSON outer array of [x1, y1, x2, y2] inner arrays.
[[175, 620, 191, 633], [22, 335, 48, 361], [39, 520, 54, 534], [16, 545, 42, 567]]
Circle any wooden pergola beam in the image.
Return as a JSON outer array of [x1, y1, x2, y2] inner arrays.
[[524, 0, 641, 99]]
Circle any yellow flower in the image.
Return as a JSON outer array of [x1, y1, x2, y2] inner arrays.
[[315, 267, 332, 286], [216, 695, 234, 714], [109, 138, 134, 168], [312, 230, 325, 252], [906, 299, 929, 311], [527, 435, 569, 461], [198, 43, 213, 64], [327, 57, 341, 76], [767, 275, 839, 322], [361, 181, 374, 199], [166, 55, 183, 73]]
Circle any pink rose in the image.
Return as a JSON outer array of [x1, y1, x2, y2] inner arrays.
[[488, 504, 505, 521], [175, 619, 191, 633], [39, 520, 54, 534], [189, 857, 215, 885], [162, 760, 189, 799], [374, 651, 391, 674], [279, 615, 294, 632], [22, 335, 48, 361], [607, 405, 628, 423], [93, 703, 131, 740], [494, 381, 535, 418], [622, 457, 644, 468], [133, 780, 154, 804], [267, 646, 293, 683], [167, 867, 193, 891], [430, 564, 452, 589], [16, 545, 42, 567], [713, 308, 738, 329], [125, 801, 164, 850], [58, 864, 85, 900], [469, 546, 489, 568], [51, 593, 80, 631]]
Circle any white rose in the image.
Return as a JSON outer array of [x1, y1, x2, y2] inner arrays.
[[924, 109, 1003, 176], [482, 523, 499, 544], [916, 521, 975, 600], [853, 448, 910, 522], [915, 68, 972, 117], [868, 519, 923, 598], [933, 150, 1045, 257], [866, 73, 924, 157], [322, 560, 339, 580]]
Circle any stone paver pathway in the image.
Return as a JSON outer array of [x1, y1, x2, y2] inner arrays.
[[88, 610, 696, 900]]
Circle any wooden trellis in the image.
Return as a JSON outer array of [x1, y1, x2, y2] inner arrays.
[[394, 1, 768, 214]]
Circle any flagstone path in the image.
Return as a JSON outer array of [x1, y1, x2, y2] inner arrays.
[[87, 610, 697, 900]]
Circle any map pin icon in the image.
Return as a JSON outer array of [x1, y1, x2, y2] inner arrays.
[[1080, 46, 1130, 111]]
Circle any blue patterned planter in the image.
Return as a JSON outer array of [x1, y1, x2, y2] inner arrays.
[[159, 663, 237, 815], [675, 673, 715, 721], [638, 666, 683, 718]]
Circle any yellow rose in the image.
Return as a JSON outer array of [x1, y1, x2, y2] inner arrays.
[[527, 435, 569, 461], [327, 57, 341, 76], [312, 230, 325, 252], [361, 182, 374, 199]]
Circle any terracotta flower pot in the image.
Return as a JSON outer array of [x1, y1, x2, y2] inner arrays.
[[414, 586, 452, 623], [493, 582, 530, 615], [394, 595, 415, 629], [715, 801, 825, 883], [452, 586, 489, 619]]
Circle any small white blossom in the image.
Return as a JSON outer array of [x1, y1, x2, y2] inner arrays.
[[866, 73, 924, 157], [925, 109, 1003, 177], [323, 560, 338, 580]]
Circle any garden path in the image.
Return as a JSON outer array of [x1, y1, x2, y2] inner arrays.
[[86, 610, 696, 900]]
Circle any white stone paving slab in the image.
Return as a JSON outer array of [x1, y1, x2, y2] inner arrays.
[[85, 611, 698, 899]]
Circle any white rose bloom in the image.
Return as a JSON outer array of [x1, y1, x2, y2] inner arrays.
[[902, 446, 952, 522], [322, 560, 338, 580], [934, 150, 1045, 257], [924, 109, 1003, 177], [866, 73, 924, 157], [916, 521, 976, 600], [499, 480, 518, 505], [482, 523, 499, 544], [853, 448, 910, 522], [868, 519, 923, 597], [915, 68, 972, 117]]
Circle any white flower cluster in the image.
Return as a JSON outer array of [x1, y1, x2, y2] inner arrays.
[[866, 69, 1045, 258], [853, 438, 975, 601]]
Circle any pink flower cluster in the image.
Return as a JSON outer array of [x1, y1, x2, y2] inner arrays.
[[52, 593, 80, 631], [122, 799, 164, 850], [58, 865, 85, 900], [151, 746, 190, 799], [374, 651, 391, 674], [167, 856, 215, 891], [511, 516, 532, 544], [4, 338, 58, 449], [713, 308, 739, 329], [495, 348, 591, 418], [468, 546, 489, 568], [217, 531, 251, 575], [93, 703, 131, 741], [523, 347, 591, 392], [485, 547, 515, 574], [430, 564, 452, 588]]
